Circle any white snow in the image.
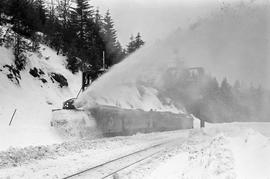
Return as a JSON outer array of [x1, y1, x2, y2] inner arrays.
[[51, 110, 99, 139], [146, 122, 270, 179], [0, 41, 81, 151], [0, 122, 270, 179], [0, 130, 189, 178]]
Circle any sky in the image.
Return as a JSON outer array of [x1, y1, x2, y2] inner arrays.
[[90, 0, 222, 46]]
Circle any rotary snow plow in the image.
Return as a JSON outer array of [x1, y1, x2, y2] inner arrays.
[[51, 67, 203, 138], [51, 105, 194, 138]]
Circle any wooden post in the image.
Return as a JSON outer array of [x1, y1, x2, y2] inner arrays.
[[76, 87, 83, 98], [103, 51, 105, 69], [9, 109, 17, 126], [200, 119, 205, 128]]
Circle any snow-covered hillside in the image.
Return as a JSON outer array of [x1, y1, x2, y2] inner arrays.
[[0, 40, 81, 151]]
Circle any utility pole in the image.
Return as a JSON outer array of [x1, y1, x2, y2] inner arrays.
[[102, 51, 105, 69]]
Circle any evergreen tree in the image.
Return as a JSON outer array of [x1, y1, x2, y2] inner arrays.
[[203, 77, 219, 99], [44, 0, 56, 36], [127, 35, 136, 54], [0, 0, 7, 25], [102, 10, 118, 66], [84, 18, 105, 69], [70, 0, 95, 64], [94, 9, 103, 28], [56, 0, 71, 29], [114, 40, 125, 64], [127, 32, 145, 54], [5, 0, 34, 70], [127, 39, 133, 53], [67, 0, 106, 72], [0, 0, 122, 74], [14, 34, 30, 70], [9, 0, 43, 36], [134, 32, 145, 49], [33, 0, 47, 31], [220, 78, 232, 99], [71, 0, 94, 41]]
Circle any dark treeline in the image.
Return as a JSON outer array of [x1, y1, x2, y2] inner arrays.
[[161, 68, 270, 123], [183, 75, 269, 122], [0, 0, 145, 74]]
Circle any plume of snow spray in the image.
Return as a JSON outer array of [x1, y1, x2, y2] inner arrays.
[[76, 0, 270, 118]]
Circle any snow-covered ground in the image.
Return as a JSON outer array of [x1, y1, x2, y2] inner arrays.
[[127, 122, 270, 179], [0, 40, 81, 151], [0, 130, 189, 178], [0, 121, 269, 179]]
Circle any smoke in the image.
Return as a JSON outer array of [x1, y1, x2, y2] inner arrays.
[[76, 0, 270, 119]]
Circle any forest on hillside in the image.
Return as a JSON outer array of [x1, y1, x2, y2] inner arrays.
[[0, 0, 145, 74], [0, 0, 269, 123]]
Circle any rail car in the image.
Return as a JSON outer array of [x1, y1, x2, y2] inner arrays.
[[51, 105, 194, 138], [89, 105, 194, 137]]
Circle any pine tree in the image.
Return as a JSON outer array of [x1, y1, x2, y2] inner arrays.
[[103, 10, 118, 66], [84, 18, 105, 69], [0, 0, 4, 43], [34, 0, 47, 31], [14, 34, 30, 70], [127, 35, 136, 54], [5, 0, 34, 70], [71, 0, 94, 41], [203, 77, 219, 99], [7, 0, 43, 37], [44, 2, 61, 51], [69, 0, 95, 65], [56, 0, 71, 29], [127, 32, 145, 54], [0, 0, 7, 25], [134, 32, 145, 49], [220, 78, 232, 98], [94, 9, 103, 28], [114, 40, 125, 64]]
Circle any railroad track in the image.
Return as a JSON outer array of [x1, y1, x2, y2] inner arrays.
[[62, 138, 183, 179]]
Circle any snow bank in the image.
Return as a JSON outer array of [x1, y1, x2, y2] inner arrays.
[[227, 129, 270, 179], [147, 123, 270, 179], [51, 110, 100, 139], [0, 130, 189, 178], [0, 42, 81, 151]]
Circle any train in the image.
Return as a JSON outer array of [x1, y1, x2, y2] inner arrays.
[[89, 105, 193, 137], [51, 105, 194, 138], [51, 67, 203, 138]]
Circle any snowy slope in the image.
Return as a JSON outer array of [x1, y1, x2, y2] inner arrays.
[[0, 42, 81, 151]]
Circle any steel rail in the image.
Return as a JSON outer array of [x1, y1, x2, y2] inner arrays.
[[62, 139, 177, 179], [102, 150, 162, 178]]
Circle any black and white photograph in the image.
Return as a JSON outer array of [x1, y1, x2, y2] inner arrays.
[[0, 0, 269, 178]]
